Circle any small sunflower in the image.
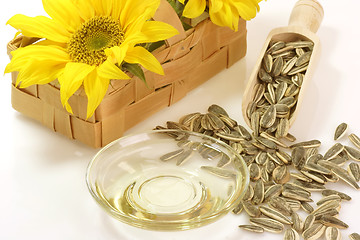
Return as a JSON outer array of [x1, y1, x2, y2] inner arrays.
[[179, 0, 263, 31], [5, 0, 179, 118]]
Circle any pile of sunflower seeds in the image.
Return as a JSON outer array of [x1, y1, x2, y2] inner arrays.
[[246, 40, 314, 139], [155, 104, 360, 240]]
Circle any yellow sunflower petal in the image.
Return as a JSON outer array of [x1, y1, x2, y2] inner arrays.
[[104, 45, 128, 64], [7, 14, 70, 43], [209, 0, 223, 13], [71, 0, 95, 21], [16, 62, 65, 88], [140, 21, 179, 43], [124, 46, 164, 75], [42, 0, 82, 33], [233, 0, 259, 20], [120, 0, 159, 32], [209, 2, 237, 30], [182, 0, 207, 18], [58, 62, 95, 113], [83, 70, 110, 119], [5, 45, 69, 74], [97, 58, 130, 80]]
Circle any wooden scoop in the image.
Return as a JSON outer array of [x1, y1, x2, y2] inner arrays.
[[241, 0, 324, 130]]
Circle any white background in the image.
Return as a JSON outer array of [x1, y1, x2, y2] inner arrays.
[[1, 0, 360, 239]]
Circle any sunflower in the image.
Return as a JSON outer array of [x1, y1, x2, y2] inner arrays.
[[179, 0, 263, 31], [5, 0, 179, 119]]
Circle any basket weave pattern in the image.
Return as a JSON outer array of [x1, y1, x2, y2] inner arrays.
[[7, 1, 247, 148]]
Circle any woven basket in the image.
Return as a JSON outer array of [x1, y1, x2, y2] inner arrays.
[[7, 0, 247, 148]]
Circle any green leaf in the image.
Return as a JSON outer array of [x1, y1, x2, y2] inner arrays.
[[122, 63, 148, 88]]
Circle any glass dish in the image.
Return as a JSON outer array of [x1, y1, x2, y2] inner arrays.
[[86, 129, 249, 231]]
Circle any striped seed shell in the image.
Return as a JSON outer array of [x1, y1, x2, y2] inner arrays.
[[291, 211, 303, 233], [324, 143, 344, 160], [325, 227, 341, 240], [303, 214, 315, 231], [282, 56, 298, 75], [242, 200, 261, 217], [260, 105, 277, 128], [292, 147, 306, 170], [273, 165, 290, 184], [292, 179, 326, 191], [334, 123, 348, 140], [250, 217, 284, 233], [348, 162, 360, 181], [249, 163, 261, 181], [243, 184, 254, 201], [264, 184, 283, 201], [302, 223, 326, 240], [290, 140, 321, 149], [331, 166, 360, 189], [284, 228, 300, 240], [263, 53, 273, 73], [349, 133, 360, 149], [301, 202, 314, 214], [344, 145, 360, 161], [232, 202, 243, 214], [295, 51, 312, 66], [322, 189, 351, 201], [319, 215, 348, 229], [268, 196, 293, 216], [317, 195, 341, 206], [259, 206, 292, 224], [200, 166, 237, 178], [259, 68, 273, 83], [276, 118, 290, 138], [208, 104, 229, 117], [272, 56, 284, 77], [238, 224, 264, 233], [252, 180, 265, 205], [350, 233, 360, 240]]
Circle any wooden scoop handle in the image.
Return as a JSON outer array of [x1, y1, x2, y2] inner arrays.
[[288, 0, 324, 33]]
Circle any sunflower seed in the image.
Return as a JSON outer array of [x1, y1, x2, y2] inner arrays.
[[251, 111, 261, 136], [160, 149, 184, 161], [331, 166, 360, 189], [249, 163, 261, 181], [259, 206, 292, 224], [275, 104, 290, 117], [243, 184, 254, 201], [242, 200, 261, 217], [304, 162, 332, 175], [319, 215, 348, 229], [300, 170, 327, 184], [291, 211, 303, 233], [286, 40, 313, 48], [268, 196, 293, 216], [253, 180, 265, 205], [282, 188, 312, 202], [285, 83, 300, 98], [321, 189, 351, 201], [260, 105, 277, 128], [348, 162, 360, 181], [255, 151, 268, 165], [264, 184, 283, 201], [279, 96, 297, 108], [259, 68, 273, 83], [325, 227, 341, 240], [254, 136, 278, 149], [292, 179, 326, 191], [207, 112, 225, 130], [312, 200, 341, 216], [260, 132, 288, 148], [349, 133, 360, 149], [349, 233, 360, 240], [208, 104, 228, 116], [232, 202, 243, 214], [263, 54, 273, 73], [273, 165, 290, 184], [282, 56, 298, 75], [292, 147, 306, 170], [317, 195, 341, 206], [288, 63, 308, 75], [238, 224, 264, 233], [249, 217, 284, 233], [290, 172, 313, 182], [344, 145, 360, 161], [200, 166, 236, 178], [295, 51, 312, 66], [272, 46, 295, 56], [324, 143, 344, 160], [272, 57, 284, 76], [302, 223, 326, 240], [290, 140, 321, 149], [303, 214, 315, 231], [276, 150, 292, 164], [284, 228, 300, 240], [276, 118, 290, 138], [236, 125, 252, 140], [333, 122, 347, 140]]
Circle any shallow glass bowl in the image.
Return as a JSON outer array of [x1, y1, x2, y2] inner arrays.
[[86, 129, 249, 231]]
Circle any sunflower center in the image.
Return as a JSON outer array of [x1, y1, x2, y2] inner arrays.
[[68, 16, 124, 66]]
